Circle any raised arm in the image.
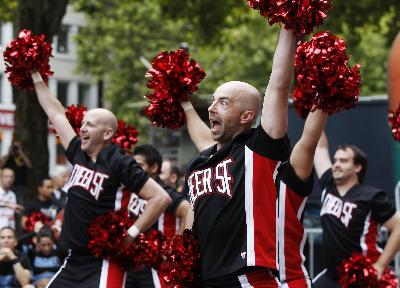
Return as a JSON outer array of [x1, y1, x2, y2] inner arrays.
[[181, 101, 215, 151], [313, 130, 333, 178], [290, 109, 327, 180], [31, 72, 76, 149], [261, 27, 296, 139], [373, 212, 400, 279]]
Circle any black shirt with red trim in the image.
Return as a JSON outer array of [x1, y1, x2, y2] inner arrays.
[[275, 161, 314, 285], [183, 125, 291, 281], [319, 169, 396, 278], [61, 136, 149, 253]]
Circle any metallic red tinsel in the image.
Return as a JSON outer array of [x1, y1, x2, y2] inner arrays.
[[388, 105, 400, 142], [291, 86, 314, 119], [159, 229, 201, 288], [338, 253, 398, 288], [112, 120, 139, 152], [87, 211, 163, 271], [294, 32, 361, 115], [25, 212, 51, 233], [65, 104, 87, 134], [3, 29, 53, 90], [247, 0, 333, 35], [144, 49, 205, 129]]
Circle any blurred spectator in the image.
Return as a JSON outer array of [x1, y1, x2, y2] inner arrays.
[[0, 140, 32, 188], [0, 168, 23, 229], [0, 227, 32, 287], [50, 165, 70, 208], [160, 159, 181, 191], [21, 177, 61, 232], [29, 227, 64, 288]]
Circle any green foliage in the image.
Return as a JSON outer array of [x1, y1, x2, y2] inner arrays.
[[0, 0, 17, 22], [73, 0, 399, 132]]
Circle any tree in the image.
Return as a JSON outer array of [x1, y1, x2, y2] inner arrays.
[[0, 1, 69, 200]]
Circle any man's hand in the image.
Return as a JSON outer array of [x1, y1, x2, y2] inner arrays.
[[0, 247, 16, 261], [372, 262, 385, 279]]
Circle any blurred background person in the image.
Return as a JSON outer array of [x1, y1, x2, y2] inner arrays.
[[0, 226, 32, 287], [0, 168, 23, 231], [49, 165, 70, 209], [159, 159, 182, 191]]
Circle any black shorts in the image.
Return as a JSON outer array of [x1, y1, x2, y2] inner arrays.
[[46, 250, 126, 288], [202, 268, 280, 288]]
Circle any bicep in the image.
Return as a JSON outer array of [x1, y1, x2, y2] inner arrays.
[[383, 212, 400, 232], [184, 206, 194, 230]]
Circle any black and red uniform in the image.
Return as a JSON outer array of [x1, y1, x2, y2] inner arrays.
[[313, 169, 396, 288], [184, 125, 290, 287], [124, 177, 187, 288], [48, 136, 149, 288], [275, 162, 313, 288]]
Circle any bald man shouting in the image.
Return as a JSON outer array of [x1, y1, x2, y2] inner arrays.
[[180, 26, 296, 287], [30, 72, 171, 288]]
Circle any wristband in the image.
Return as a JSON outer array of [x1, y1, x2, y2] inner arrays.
[[181, 101, 194, 112], [127, 225, 140, 239], [31, 72, 43, 84], [10, 258, 19, 265]]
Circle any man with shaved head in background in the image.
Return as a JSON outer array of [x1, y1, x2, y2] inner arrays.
[[178, 26, 296, 287], [29, 71, 171, 288]]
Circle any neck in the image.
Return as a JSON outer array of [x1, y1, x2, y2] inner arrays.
[[0, 185, 8, 192], [38, 195, 48, 202], [335, 176, 359, 196]]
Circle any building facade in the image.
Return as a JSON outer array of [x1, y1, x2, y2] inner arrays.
[[0, 6, 99, 172]]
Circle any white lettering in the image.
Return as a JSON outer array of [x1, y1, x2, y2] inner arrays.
[[321, 193, 357, 227]]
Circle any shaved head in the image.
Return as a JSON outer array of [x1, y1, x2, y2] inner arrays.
[[215, 81, 261, 119], [86, 108, 118, 133]]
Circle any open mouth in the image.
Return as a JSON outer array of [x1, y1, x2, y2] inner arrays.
[[210, 120, 221, 132]]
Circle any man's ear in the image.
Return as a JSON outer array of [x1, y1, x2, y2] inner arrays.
[[240, 110, 255, 126], [150, 163, 159, 176], [103, 128, 114, 141]]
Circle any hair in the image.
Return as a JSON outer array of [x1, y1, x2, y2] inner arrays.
[[0, 226, 17, 239], [337, 144, 368, 183], [37, 226, 54, 242], [36, 175, 52, 188], [50, 165, 70, 178], [133, 144, 163, 175]]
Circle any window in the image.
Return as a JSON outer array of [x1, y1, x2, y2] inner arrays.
[[56, 25, 70, 53], [57, 81, 68, 107], [78, 83, 90, 107]]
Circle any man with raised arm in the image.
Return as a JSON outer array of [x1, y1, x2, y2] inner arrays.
[[180, 27, 296, 287], [312, 132, 400, 288], [30, 72, 171, 288]]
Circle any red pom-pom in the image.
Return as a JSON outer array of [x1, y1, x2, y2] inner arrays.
[[3, 29, 53, 90], [159, 229, 201, 288], [118, 229, 164, 271], [294, 32, 361, 115], [247, 0, 332, 35], [379, 268, 398, 288], [87, 210, 134, 259], [25, 212, 51, 232], [112, 120, 139, 152], [338, 253, 379, 288], [65, 104, 87, 134], [144, 49, 205, 129], [88, 211, 163, 270], [388, 105, 400, 142], [291, 86, 314, 119]]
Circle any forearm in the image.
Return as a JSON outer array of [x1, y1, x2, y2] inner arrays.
[[314, 130, 332, 177], [376, 226, 400, 268], [131, 194, 170, 233], [291, 110, 327, 180], [32, 73, 66, 121], [261, 27, 296, 138], [182, 101, 215, 151], [13, 263, 31, 286], [18, 152, 32, 168]]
